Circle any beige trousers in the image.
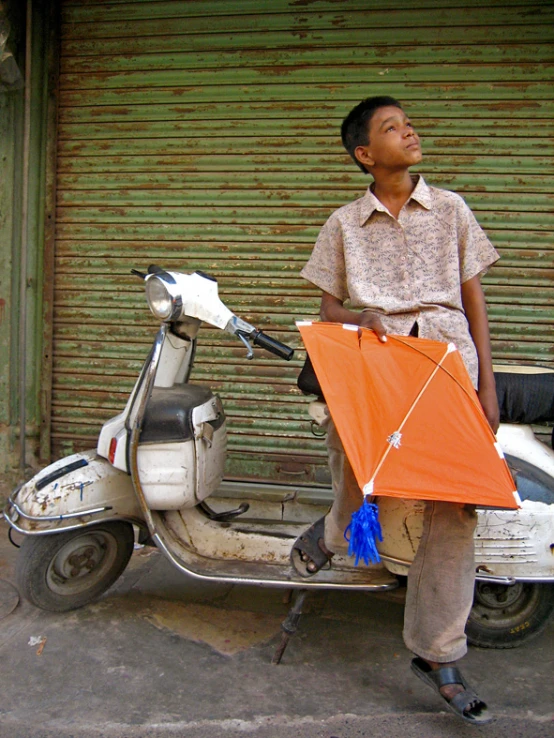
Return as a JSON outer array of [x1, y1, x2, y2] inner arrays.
[[324, 418, 477, 663]]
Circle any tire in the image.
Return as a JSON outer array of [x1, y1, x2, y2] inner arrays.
[[16, 521, 135, 612], [466, 581, 554, 649]]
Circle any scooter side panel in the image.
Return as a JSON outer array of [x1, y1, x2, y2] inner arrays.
[[475, 502, 554, 580], [374, 496, 554, 581]]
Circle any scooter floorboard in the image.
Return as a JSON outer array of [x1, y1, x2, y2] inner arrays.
[[153, 509, 399, 591]]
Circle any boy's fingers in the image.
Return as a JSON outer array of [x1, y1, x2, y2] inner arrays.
[[374, 327, 388, 342], [359, 312, 387, 342]]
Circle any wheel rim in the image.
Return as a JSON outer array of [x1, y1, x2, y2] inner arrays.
[[45, 530, 119, 597], [470, 582, 541, 630]]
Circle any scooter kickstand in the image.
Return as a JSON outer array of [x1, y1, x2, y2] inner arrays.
[[272, 588, 308, 665]]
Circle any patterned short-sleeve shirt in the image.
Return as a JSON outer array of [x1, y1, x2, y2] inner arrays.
[[301, 176, 499, 387]]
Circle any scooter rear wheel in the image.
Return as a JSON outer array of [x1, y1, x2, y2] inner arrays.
[[466, 581, 554, 648], [16, 522, 135, 612]]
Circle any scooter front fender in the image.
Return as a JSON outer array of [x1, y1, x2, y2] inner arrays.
[[4, 450, 144, 536]]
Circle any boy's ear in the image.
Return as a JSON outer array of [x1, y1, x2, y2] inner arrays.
[[355, 145, 374, 170]]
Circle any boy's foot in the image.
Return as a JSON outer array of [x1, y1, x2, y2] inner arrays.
[[290, 516, 334, 576], [411, 657, 494, 725]]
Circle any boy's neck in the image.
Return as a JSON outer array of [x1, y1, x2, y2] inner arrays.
[[371, 171, 417, 219]]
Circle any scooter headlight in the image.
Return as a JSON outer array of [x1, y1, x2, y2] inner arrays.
[[145, 275, 182, 321]]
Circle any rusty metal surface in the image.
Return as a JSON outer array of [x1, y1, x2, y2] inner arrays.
[[49, 0, 554, 476], [39, 0, 61, 464]]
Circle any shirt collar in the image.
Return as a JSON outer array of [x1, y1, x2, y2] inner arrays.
[[359, 175, 432, 226]]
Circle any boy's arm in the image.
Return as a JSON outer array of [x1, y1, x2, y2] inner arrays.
[[461, 275, 500, 433], [320, 292, 388, 342]]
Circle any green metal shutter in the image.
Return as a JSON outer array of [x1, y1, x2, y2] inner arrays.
[[51, 0, 554, 478]]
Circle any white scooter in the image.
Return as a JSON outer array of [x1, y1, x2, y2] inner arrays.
[[4, 267, 554, 654]]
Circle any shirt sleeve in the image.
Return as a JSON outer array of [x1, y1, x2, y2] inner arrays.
[[300, 214, 349, 301], [457, 198, 500, 283]]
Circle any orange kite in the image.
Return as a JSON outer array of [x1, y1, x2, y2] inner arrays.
[[297, 322, 519, 510]]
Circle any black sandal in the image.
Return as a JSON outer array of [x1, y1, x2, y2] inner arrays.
[[411, 657, 494, 725], [290, 516, 334, 577]]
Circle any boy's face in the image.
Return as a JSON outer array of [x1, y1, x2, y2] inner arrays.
[[355, 105, 422, 172]]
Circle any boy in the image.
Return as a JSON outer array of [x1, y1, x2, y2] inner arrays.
[[293, 96, 499, 725]]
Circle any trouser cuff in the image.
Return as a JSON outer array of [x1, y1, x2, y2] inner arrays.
[[403, 635, 468, 664]]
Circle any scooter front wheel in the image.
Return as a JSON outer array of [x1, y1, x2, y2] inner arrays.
[[16, 522, 135, 612], [466, 581, 554, 649]]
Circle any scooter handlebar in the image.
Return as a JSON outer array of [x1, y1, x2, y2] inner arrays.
[[251, 330, 294, 361]]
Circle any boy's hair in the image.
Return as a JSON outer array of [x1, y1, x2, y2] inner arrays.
[[341, 96, 403, 173]]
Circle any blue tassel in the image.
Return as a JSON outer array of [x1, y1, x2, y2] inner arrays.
[[344, 498, 383, 566]]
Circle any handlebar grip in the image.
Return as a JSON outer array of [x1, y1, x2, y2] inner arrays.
[[252, 331, 295, 361]]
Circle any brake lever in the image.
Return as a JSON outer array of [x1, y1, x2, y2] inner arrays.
[[237, 332, 254, 360]]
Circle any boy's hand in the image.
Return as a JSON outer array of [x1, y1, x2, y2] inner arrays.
[[320, 292, 388, 342], [359, 310, 387, 342], [478, 385, 500, 434]]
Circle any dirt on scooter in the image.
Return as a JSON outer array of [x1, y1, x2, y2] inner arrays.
[[4, 266, 554, 653]]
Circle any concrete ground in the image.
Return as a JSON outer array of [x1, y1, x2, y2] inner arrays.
[[0, 518, 552, 738]]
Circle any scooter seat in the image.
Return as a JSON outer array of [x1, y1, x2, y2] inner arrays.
[[140, 385, 214, 444], [494, 369, 554, 425]]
